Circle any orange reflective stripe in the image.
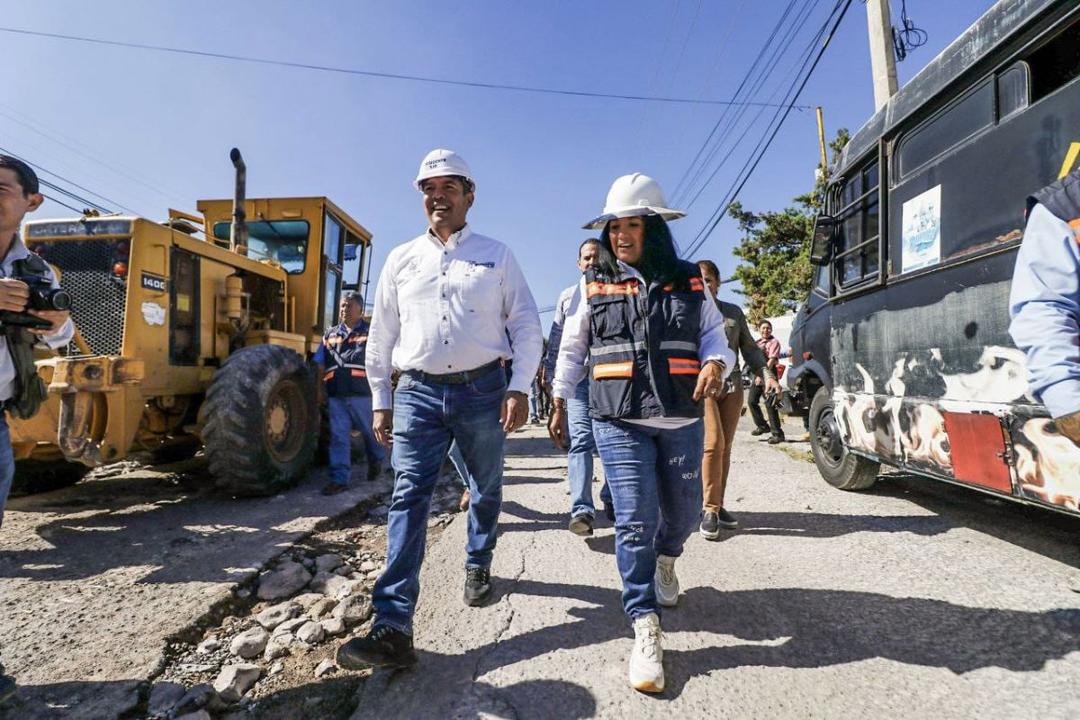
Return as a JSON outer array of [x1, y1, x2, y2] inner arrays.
[[348, 334, 368, 344], [323, 370, 335, 381], [592, 361, 633, 379], [587, 281, 639, 298], [689, 278, 704, 292], [350, 369, 367, 378], [1070, 218, 1080, 243], [668, 358, 701, 375]]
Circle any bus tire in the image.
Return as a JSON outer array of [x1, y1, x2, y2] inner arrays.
[[809, 387, 879, 491], [203, 345, 318, 497]]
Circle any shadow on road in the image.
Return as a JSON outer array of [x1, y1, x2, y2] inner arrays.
[[351, 575, 1080, 711], [868, 473, 1080, 567]]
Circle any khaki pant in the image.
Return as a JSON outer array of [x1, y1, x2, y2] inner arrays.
[[702, 384, 744, 513]]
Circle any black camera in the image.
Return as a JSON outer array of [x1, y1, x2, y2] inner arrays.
[[0, 255, 72, 329]]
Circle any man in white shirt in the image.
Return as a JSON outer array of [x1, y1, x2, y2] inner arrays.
[[337, 149, 542, 670]]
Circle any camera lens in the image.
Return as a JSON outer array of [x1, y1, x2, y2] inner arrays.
[[47, 289, 73, 311]]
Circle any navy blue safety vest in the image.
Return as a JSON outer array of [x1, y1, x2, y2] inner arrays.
[[585, 260, 705, 420], [1028, 167, 1080, 245], [321, 321, 371, 397]]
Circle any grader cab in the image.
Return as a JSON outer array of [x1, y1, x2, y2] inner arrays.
[[11, 150, 373, 495]]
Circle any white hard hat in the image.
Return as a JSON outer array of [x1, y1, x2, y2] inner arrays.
[[582, 173, 685, 229], [414, 148, 475, 190]]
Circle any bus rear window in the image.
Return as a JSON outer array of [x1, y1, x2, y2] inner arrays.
[[1027, 12, 1080, 103]]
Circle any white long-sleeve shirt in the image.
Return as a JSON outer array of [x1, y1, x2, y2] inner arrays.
[[552, 261, 734, 425], [366, 225, 543, 411]]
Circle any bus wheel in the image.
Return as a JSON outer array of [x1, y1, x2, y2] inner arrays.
[[809, 387, 879, 491]]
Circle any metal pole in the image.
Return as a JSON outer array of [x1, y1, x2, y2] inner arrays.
[[866, 0, 898, 111], [816, 106, 829, 171]]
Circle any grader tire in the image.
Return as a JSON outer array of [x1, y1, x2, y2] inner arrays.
[[12, 460, 89, 496], [202, 345, 318, 497]]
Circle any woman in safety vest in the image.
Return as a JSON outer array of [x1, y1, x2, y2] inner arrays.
[[548, 173, 734, 693]]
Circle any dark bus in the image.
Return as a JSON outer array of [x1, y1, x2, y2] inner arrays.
[[785, 0, 1080, 517]]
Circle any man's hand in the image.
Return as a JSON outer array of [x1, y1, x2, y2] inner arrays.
[[27, 309, 70, 337], [1055, 410, 1080, 448], [373, 409, 394, 449], [501, 390, 529, 433], [0, 279, 29, 313], [548, 402, 569, 450], [692, 360, 726, 402], [763, 374, 782, 396]]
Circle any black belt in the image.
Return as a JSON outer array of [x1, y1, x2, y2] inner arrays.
[[405, 359, 503, 385]]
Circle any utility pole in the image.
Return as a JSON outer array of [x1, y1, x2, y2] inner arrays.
[[866, 0, 899, 111]]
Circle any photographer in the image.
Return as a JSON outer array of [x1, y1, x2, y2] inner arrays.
[[0, 155, 72, 701]]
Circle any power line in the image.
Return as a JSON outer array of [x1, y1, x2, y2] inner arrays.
[[0, 144, 132, 214], [682, 0, 854, 259], [41, 193, 84, 214], [0, 26, 813, 110], [39, 178, 110, 214]]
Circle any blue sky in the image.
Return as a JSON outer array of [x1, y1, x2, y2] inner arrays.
[[0, 1, 992, 323]]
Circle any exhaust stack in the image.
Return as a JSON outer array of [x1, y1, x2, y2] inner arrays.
[[229, 147, 248, 256]]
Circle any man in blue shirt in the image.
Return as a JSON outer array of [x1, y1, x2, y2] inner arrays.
[[314, 291, 386, 495], [1009, 170, 1080, 447]]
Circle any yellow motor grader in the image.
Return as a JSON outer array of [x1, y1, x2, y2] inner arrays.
[[11, 149, 373, 495]]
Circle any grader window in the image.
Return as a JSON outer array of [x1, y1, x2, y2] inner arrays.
[[212, 220, 309, 273], [170, 249, 200, 365]]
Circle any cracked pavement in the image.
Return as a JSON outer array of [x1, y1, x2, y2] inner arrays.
[[350, 421, 1080, 720]]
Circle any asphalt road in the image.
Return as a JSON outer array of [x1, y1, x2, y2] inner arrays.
[[351, 421, 1080, 720]]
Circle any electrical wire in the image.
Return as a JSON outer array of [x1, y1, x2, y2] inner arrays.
[[676, 0, 825, 209], [0, 25, 812, 110], [41, 193, 84, 214], [669, 0, 804, 205], [892, 0, 927, 62], [0, 144, 129, 213], [681, 0, 854, 259]]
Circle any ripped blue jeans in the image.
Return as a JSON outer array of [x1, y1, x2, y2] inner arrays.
[[592, 418, 704, 621]]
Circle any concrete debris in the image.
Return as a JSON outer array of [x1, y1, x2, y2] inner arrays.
[[229, 626, 270, 658], [315, 553, 344, 573], [257, 560, 312, 601], [263, 633, 292, 661], [268, 661, 285, 676], [308, 571, 351, 597], [333, 594, 373, 627], [147, 681, 186, 717], [272, 617, 308, 636], [320, 617, 346, 637], [172, 683, 218, 715], [359, 560, 377, 573], [315, 659, 337, 678], [308, 596, 338, 621], [196, 637, 222, 655], [292, 592, 325, 609], [256, 601, 301, 630], [295, 620, 326, 645], [213, 663, 261, 704]]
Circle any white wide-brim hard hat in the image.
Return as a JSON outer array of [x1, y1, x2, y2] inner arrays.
[[414, 148, 475, 190], [582, 172, 685, 229]]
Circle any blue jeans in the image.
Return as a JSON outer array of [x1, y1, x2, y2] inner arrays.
[[0, 415, 12, 527], [328, 395, 385, 486], [567, 379, 610, 518], [373, 366, 507, 634], [448, 440, 469, 489], [592, 418, 704, 621]]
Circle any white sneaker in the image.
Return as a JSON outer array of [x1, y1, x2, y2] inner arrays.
[[629, 613, 665, 693], [655, 554, 679, 607]]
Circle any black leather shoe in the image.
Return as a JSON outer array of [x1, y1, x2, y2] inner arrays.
[[337, 625, 417, 669], [321, 482, 348, 496], [767, 435, 785, 444], [464, 567, 492, 606], [716, 508, 739, 529], [751, 427, 770, 436], [367, 462, 384, 482]]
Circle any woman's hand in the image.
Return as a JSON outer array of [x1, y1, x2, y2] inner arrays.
[[548, 401, 569, 450], [693, 360, 726, 402]]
